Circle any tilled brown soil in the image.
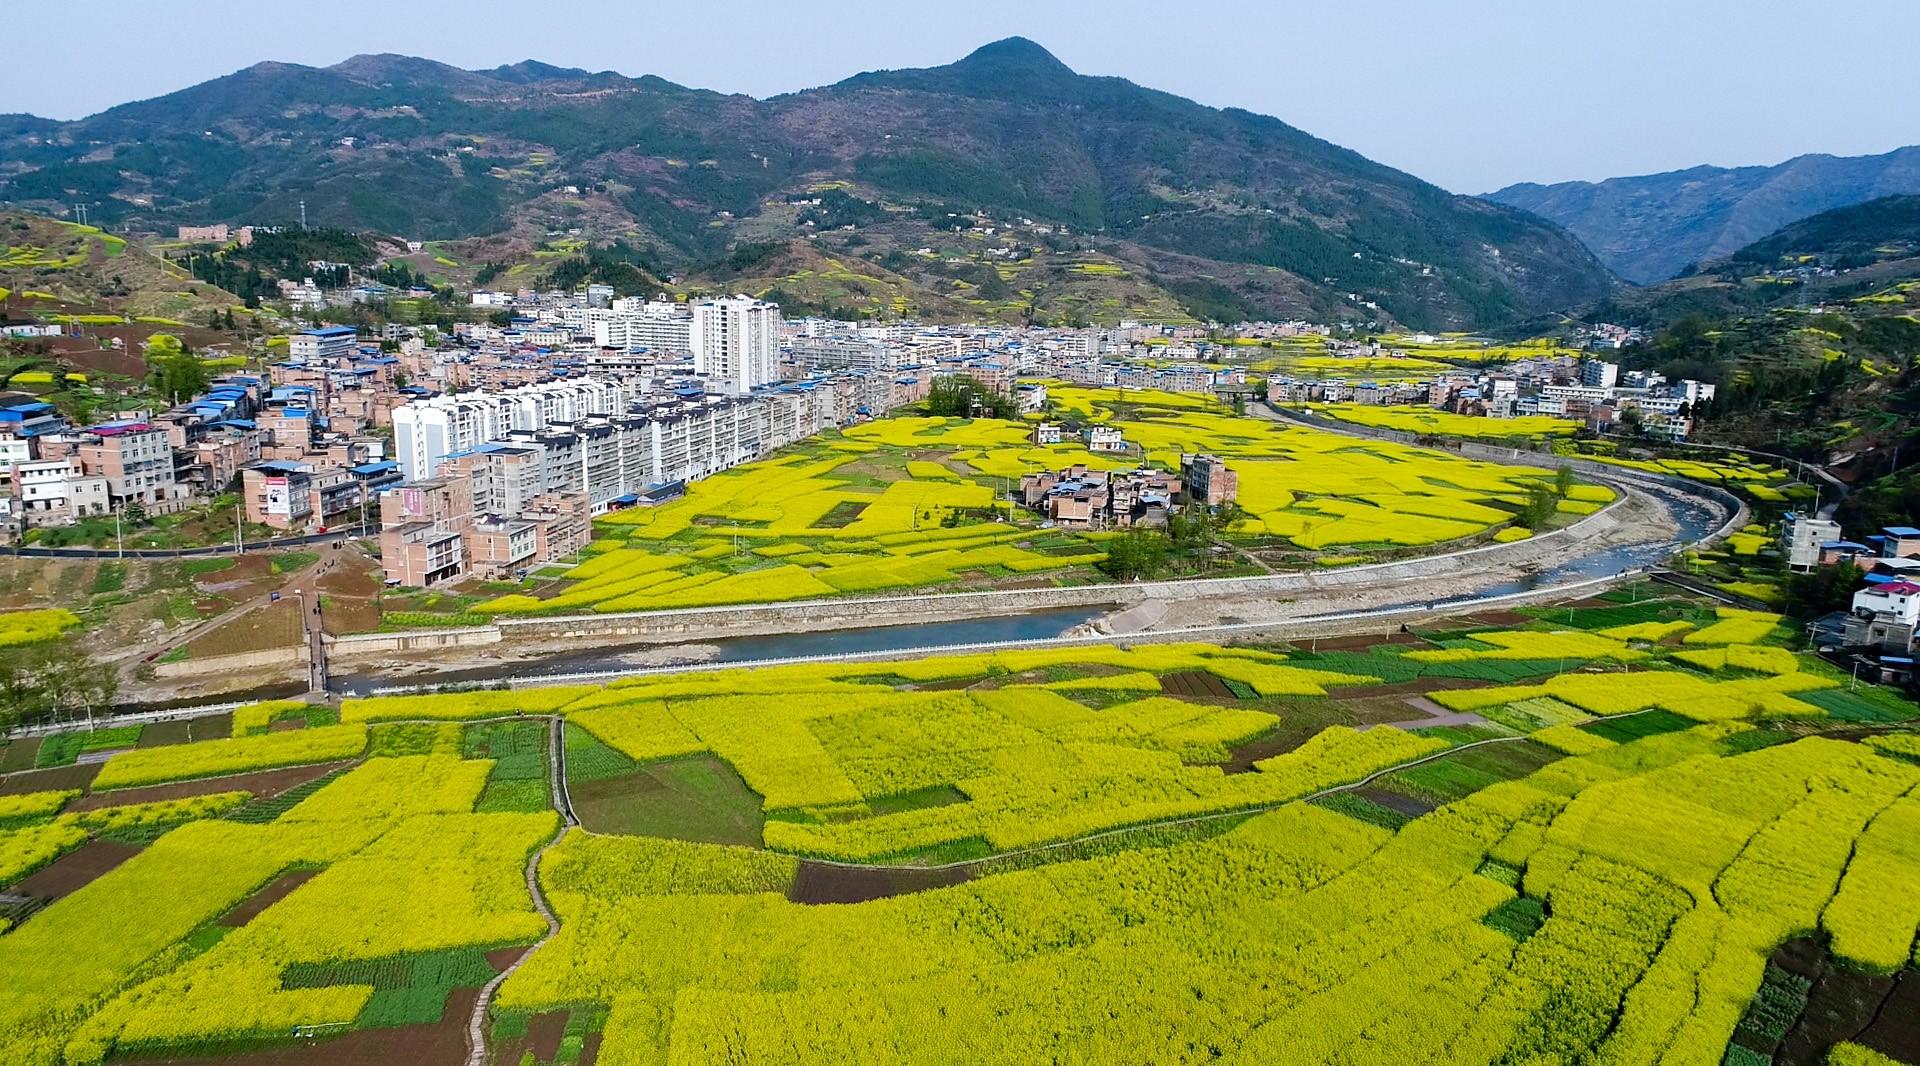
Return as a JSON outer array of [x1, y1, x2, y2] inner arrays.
[[1159, 670, 1236, 699], [788, 860, 971, 904], [217, 870, 319, 927], [12, 839, 141, 902], [1296, 631, 1431, 652], [0, 761, 101, 795], [1773, 936, 1920, 1066], [68, 761, 351, 811], [113, 987, 480, 1066]]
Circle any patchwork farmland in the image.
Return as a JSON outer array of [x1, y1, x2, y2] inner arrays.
[[2, 589, 1917, 1064], [475, 387, 1612, 618]]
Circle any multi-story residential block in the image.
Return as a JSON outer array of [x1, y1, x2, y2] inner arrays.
[[241, 460, 315, 529], [73, 421, 187, 511], [289, 325, 359, 362], [691, 296, 780, 394], [378, 478, 473, 586], [1782, 512, 1843, 573], [790, 337, 905, 373], [1180, 454, 1239, 507], [392, 379, 634, 481], [8, 458, 110, 527]]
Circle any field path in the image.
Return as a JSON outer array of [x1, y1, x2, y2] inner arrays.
[[464, 716, 573, 1066]]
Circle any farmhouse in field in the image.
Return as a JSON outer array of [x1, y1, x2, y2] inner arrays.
[[1019, 464, 1179, 530], [1179, 453, 1239, 507], [1084, 425, 1127, 453]]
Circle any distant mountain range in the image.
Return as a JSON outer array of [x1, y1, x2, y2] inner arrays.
[[1719, 193, 1920, 270], [0, 38, 1614, 329], [1580, 193, 1920, 329], [1486, 147, 1920, 284]]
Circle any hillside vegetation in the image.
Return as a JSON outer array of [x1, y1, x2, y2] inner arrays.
[[1488, 145, 1920, 283], [0, 39, 1614, 329]]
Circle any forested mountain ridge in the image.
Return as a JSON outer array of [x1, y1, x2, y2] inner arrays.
[[1487, 146, 1920, 284], [0, 39, 1614, 328]]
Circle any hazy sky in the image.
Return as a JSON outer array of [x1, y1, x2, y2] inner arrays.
[[5, 0, 1916, 193]]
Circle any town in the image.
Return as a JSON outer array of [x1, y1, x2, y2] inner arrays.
[[2, 265, 1718, 592]]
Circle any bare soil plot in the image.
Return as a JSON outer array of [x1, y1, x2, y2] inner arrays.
[[485, 946, 530, 971], [69, 760, 349, 810], [218, 869, 319, 927], [1159, 670, 1236, 699], [11, 839, 140, 902], [789, 860, 969, 904], [119, 986, 480, 1066], [1773, 935, 1920, 1066], [0, 761, 100, 794], [1295, 631, 1429, 653], [183, 601, 304, 657]]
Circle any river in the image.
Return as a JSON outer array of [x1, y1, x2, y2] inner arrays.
[[330, 474, 1731, 695]]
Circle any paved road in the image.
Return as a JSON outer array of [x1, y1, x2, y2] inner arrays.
[[0, 525, 373, 560]]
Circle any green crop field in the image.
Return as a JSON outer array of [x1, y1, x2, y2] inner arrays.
[[3, 621, 1914, 1064]]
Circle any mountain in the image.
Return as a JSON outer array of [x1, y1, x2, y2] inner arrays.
[[0, 39, 1615, 328], [1720, 193, 1920, 270], [1487, 146, 1920, 284], [1581, 194, 1920, 329]]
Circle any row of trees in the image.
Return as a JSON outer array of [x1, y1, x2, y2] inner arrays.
[[0, 642, 118, 732], [927, 375, 1021, 420]]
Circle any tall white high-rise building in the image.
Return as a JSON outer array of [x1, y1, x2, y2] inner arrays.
[[691, 296, 780, 395], [392, 379, 633, 481]]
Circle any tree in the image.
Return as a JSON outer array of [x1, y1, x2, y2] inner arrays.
[[147, 333, 211, 404], [0, 649, 47, 731], [1517, 483, 1558, 530], [927, 375, 1019, 420], [1099, 530, 1171, 581], [1554, 465, 1575, 499], [1783, 563, 1865, 619], [18, 643, 116, 729]]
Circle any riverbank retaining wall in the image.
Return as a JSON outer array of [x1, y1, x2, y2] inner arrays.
[[327, 486, 1658, 659]]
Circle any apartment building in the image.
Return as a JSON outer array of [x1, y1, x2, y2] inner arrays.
[[240, 460, 365, 531], [691, 296, 780, 394], [392, 379, 635, 481], [9, 458, 110, 527], [378, 478, 473, 586], [289, 325, 359, 362], [1180, 454, 1239, 507], [790, 337, 906, 373], [590, 301, 694, 353], [73, 422, 189, 512], [1782, 511, 1844, 573]]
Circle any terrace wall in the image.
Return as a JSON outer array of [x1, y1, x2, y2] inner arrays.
[[154, 645, 310, 678]]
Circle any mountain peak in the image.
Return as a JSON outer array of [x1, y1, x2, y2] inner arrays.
[[954, 37, 1073, 74]]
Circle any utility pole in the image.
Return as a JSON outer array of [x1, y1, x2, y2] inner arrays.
[[115, 506, 124, 558]]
